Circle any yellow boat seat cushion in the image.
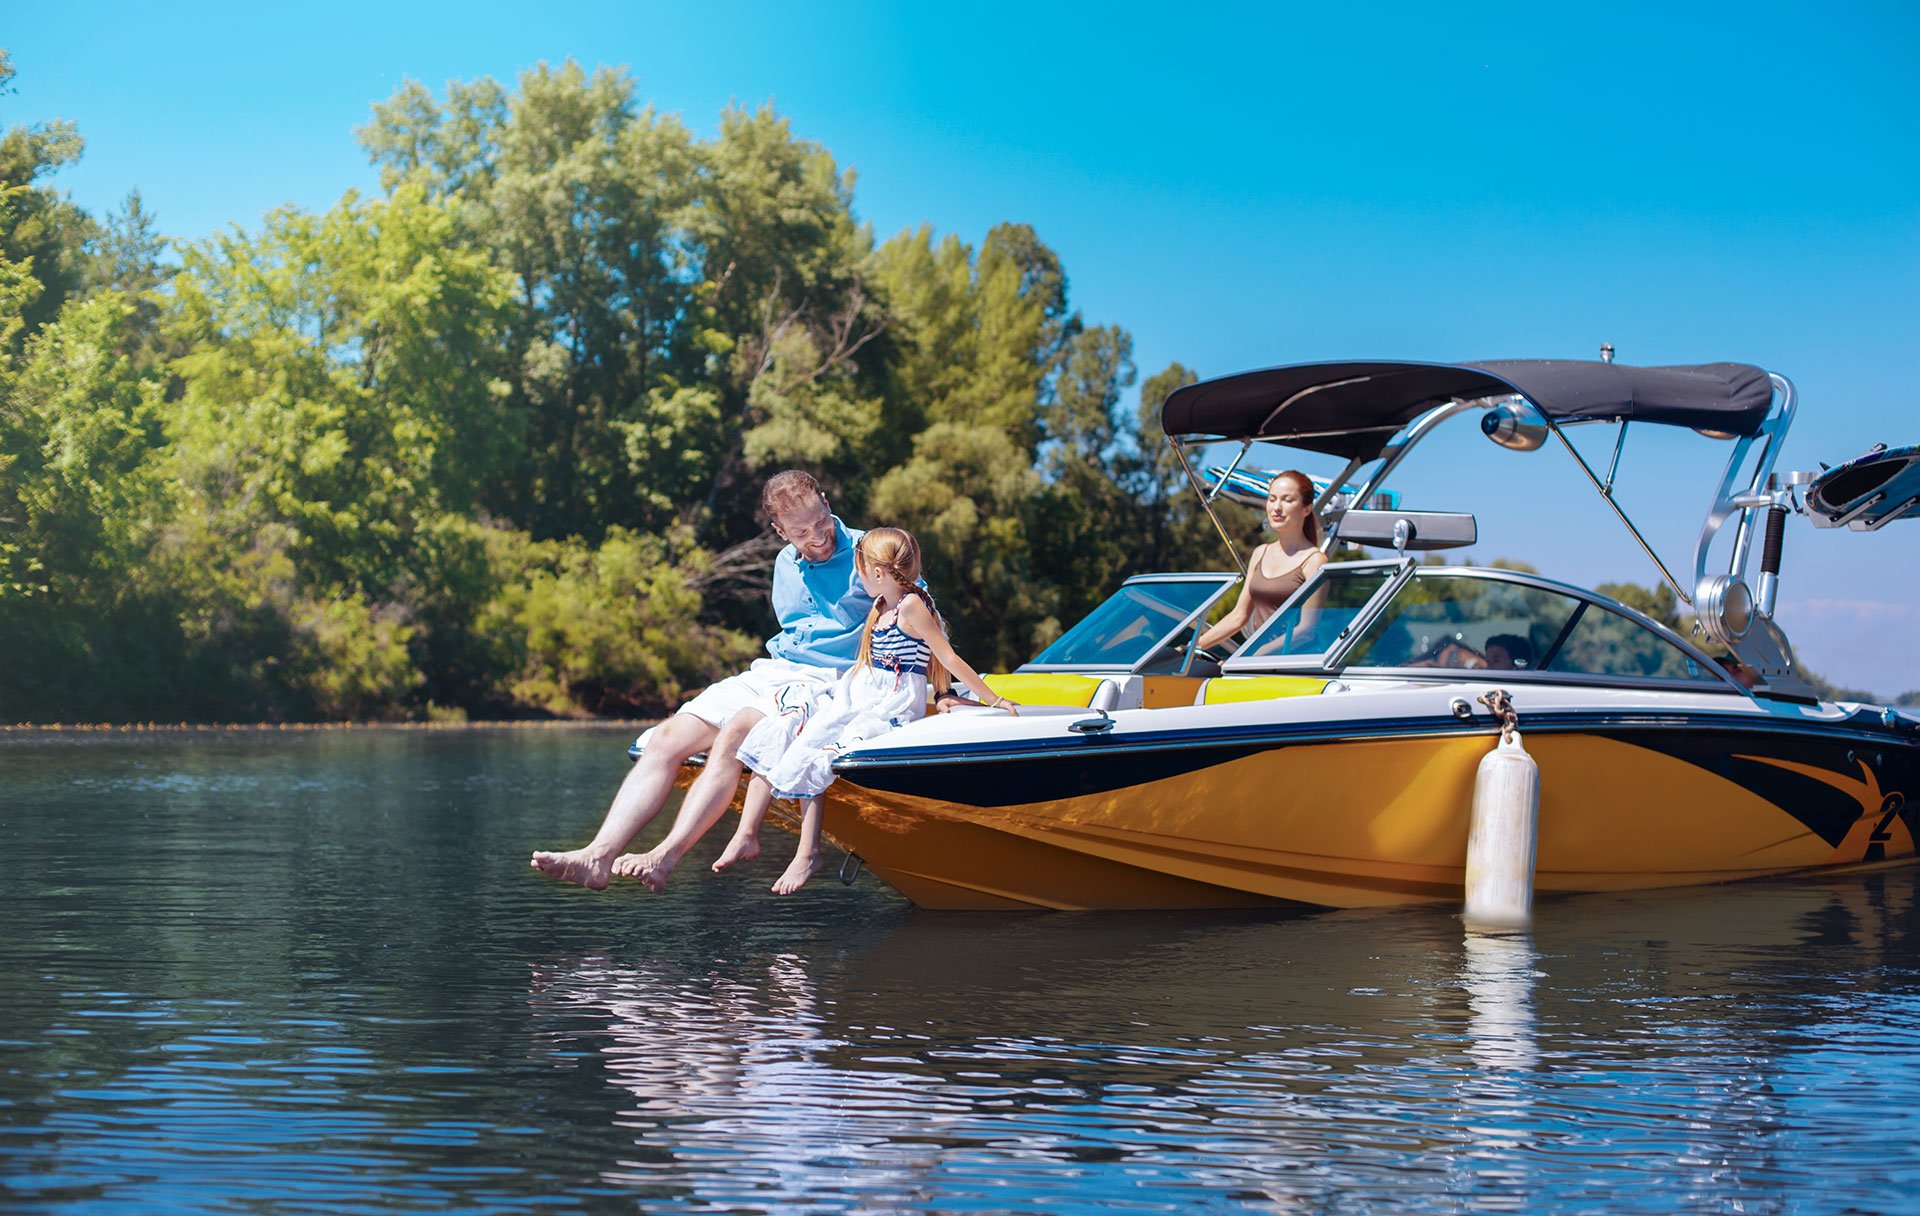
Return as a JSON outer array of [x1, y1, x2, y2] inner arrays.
[[1197, 676, 1331, 704], [982, 673, 1116, 708]]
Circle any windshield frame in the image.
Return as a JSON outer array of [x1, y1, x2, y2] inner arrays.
[[1019, 572, 1239, 674], [1221, 558, 1416, 673]]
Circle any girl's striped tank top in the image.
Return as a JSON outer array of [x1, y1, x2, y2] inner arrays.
[[869, 621, 932, 675]]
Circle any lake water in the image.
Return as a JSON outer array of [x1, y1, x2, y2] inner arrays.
[[4, 728, 1920, 1214]]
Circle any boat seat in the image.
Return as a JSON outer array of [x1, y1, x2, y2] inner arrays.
[[982, 672, 1120, 710], [1195, 676, 1331, 704]]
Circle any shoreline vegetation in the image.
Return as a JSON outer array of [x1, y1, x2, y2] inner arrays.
[[0, 51, 1232, 727], [2, 52, 1909, 724]]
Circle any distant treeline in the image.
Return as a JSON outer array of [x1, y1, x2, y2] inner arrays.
[[2, 55, 1907, 721], [0, 55, 1232, 722]]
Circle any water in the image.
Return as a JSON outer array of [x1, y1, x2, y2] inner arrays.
[[4, 729, 1920, 1214]]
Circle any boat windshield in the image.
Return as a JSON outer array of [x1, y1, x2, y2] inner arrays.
[[1028, 577, 1232, 669], [1342, 570, 1723, 682], [1235, 564, 1400, 662]]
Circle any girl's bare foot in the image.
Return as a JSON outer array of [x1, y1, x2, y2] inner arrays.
[[530, 848, 612, 890], [771, 850, 820, 895], [711, 833, 761, 873], [611, 847, 678, 892]]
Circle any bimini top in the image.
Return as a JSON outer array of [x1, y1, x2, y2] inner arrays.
[[1161, 359, 1776, 459]]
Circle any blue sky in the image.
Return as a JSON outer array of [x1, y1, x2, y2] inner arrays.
[[8, 2, 1918, 693]]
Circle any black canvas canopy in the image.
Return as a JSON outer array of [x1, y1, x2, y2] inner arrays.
[[1160, 359, 1776, 460]]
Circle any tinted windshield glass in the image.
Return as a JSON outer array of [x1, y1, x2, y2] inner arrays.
[[1029, 579, 1227, 667], [1237, 565, 1397, 661], [1343, 570, 1719, 681], [1544, 602, 1719, 680]]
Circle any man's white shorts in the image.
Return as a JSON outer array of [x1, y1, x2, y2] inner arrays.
[[631, 657, 839, 755]]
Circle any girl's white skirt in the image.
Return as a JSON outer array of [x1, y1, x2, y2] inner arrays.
[[739, 664, 929, 799]]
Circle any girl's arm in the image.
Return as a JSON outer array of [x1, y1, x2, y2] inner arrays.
[[898, 597, 1017, 712]]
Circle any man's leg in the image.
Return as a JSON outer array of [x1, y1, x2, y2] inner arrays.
[[530, 711, 717, 890], [614, 709, 764, 892]]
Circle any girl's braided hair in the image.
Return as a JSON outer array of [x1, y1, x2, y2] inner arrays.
[[854, 527, 950, 693]]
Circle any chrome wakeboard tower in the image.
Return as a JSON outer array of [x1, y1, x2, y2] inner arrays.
[[1160, 353, 1843, 700]]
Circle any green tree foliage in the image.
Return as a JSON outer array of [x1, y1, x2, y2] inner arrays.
[[166, 185, 518, 588], [357, 69, 894, 549], [85, 190, 173, 361], [478, 525, 760, 715], [0, 50, 93, 352], [0, 54, 1587, 723], [363, 64, 712, 539], [870, 422, 1052, 670], [1594, 580, 1681, 631]]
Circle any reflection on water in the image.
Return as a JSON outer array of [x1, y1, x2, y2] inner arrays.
[[5, 730, 1920, 1213], [1462, 930, 1537, 1072]]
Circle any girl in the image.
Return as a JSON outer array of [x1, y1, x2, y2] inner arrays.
[[1196, 469, 1329, 653], [725, 527, 1017, 893]]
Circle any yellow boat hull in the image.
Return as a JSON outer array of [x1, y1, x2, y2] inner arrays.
[[819, 726, 1919, 910]]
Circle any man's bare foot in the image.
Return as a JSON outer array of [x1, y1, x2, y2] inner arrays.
[[530, 848, 612, 890], [712, 833, 761, 873], [611, 846, 679, 892], [771, 850, 820, 895]]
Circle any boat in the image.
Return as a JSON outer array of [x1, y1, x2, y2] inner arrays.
[[807, 356, 1920, 910]]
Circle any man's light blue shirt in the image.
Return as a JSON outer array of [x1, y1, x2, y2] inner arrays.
[[766, 516, 874, 668]]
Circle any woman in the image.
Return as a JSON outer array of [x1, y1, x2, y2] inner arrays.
[[1196, 470, 1329, 654]]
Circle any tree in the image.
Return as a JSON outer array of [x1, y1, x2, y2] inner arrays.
[[1127, 361, 1224, 574], [157, 186, 520, 716], [0, 291, 181, 721], [84, 190, 173, 362], [692, 103, 889, 539], [870, 422, 1053, 670], [1031, 324, 1142, 624], [361, 62, 712, 540], [1594, 580, 1682, 631], [0, 49, 93, 352], [0, 58, 1206, 719], [477, 524, 759, 715]]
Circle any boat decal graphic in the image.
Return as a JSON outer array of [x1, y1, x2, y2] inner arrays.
[[1735, 754, 1914, 861], [838, 715, 1918, 823], [1615, 731, 1916, 852]]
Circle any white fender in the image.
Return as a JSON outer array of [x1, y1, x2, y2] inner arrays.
[[1465, 730, 1540, 928]]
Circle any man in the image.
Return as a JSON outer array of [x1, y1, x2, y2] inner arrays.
[[530, 470, 872, 890]]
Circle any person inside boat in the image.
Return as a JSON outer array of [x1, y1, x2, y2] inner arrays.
[[1484, 634, 1533, 670], [531, 470, 886, 891], [1408, 638, 1487, 669], [1195, 470, 1329, 655]]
